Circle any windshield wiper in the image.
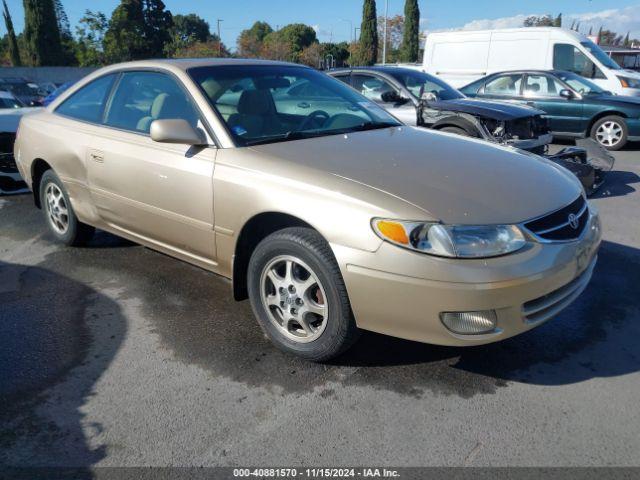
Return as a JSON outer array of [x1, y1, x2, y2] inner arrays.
[[243, 123, 398, 147]]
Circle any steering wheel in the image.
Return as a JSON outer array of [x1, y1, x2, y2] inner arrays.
[[297, 110, 330, 131]]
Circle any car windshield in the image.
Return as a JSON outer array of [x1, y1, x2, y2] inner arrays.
[[580, 40, 622, 70], [388, 70, 464, 101], [556, 71, 606, 95], [1, 82, 39, 96], [189, 65, 401, 146], [0, 95, 24, 109]]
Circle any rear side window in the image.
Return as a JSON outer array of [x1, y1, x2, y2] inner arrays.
[[56, 74, 116, 123], [484, 74, 523, 96], [104, 71, 200, 134]]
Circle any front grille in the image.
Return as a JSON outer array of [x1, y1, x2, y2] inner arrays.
[[522, 256, 596, 324], [524, 196, 588, 241]]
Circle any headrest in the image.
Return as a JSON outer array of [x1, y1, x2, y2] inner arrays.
[[528, 83, 541, 92], [152, 93, 185, 120], [237, 90, 273, 115]]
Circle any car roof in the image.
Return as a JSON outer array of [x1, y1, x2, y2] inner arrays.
[[483, 70, 573, 77], [330, 66, 425, 76], [102, 58, 303, 72]]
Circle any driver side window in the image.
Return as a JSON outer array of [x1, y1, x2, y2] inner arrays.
[[553, 44, 606, 79], [351, 74, 396, 103]]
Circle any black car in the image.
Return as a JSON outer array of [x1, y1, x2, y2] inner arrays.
[[328, 66, 614, 194], [328, 66, 554, 153]]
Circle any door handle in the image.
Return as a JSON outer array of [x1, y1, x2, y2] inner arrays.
[[89, 150, 104, 163], [526, 101, 536, 106]]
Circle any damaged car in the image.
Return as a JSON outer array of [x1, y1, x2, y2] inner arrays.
[[329, 66, 614, 194], [0, 101, 41, 195]]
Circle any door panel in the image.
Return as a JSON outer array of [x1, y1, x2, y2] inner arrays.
[[522, 74, 585, 134], [87, 130, 216, 261]]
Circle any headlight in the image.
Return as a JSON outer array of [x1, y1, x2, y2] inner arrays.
[[618, 76, 640, 89], [372, 219, 526, 258]]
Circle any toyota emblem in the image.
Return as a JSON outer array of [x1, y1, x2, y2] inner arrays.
[[568, 213, 579, 230]]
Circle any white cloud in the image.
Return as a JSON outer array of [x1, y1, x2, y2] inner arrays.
[[451, 5, 640, 38]]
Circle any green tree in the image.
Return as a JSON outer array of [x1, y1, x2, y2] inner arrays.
[[172, 39, 229, 58], [75, 10, 108, 66], [624, 32, 631, 47], [104, 0, 173, 62], [278, 23, 317, 61], [400, 0, 420, 62], [237, 21, 273, 58], [321, 42, 350, 67], [172, 14, 211, 44], [103, 0, 147, 62], [359, 0, 378, 65], [523, 15, 554, 27], [54, 0, 77, 65], [23, 0, 64, 65], [142, 0, 173, 58], [2, 0, 21, 66]]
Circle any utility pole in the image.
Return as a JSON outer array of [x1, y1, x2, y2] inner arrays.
[[382, 0, 389, 64], [217, 19, 223, 56]]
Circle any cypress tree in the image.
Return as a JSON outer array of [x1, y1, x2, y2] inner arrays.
[[554, 13, 562, 28], [23, 0, 64, 65], [359, 0, 378, 65], [53, 0, 77, 65], [2, 0, 21, 66], [400, 0, 420, 62]]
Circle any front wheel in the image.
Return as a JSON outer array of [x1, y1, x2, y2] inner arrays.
[[247, 227, 359, 362], [40, 170, 95, 246], [590, 115, 628, 151]]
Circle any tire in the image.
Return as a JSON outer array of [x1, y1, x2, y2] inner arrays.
[[40, 170, 95, 246], [440, 126, 471, 137], [247, 227, 360, 361], [590, 115, 628, 151]]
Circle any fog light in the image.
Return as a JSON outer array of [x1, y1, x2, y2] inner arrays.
[[440, 311, 497, 335]]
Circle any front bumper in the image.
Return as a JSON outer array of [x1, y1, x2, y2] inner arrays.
[[333, 211, 601, 346], [507, 133, 553, 151]]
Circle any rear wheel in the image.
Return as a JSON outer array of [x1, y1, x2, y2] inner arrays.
[[247, 227, 359, 361], [40, 170, 94, 246], [590, 115, 628, 151]]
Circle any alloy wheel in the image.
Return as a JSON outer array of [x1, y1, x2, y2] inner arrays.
[[260, 255, 328, 343], [596, 121, 623, 147], [45, 183, 69, 235]]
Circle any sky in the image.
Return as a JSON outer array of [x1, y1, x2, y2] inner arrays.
[[3, 0, 640, 50]]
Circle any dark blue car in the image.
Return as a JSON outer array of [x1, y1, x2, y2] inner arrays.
[[43, 81, 75, 107]]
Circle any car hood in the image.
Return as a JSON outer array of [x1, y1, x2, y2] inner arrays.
[[427, 98, 544, 120], [249, 126, 582, 225]]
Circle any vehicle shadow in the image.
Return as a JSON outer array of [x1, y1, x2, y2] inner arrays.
[[0, 260, 126, 470], [331, 240, 640, 390], [591, 170, 639, 199]]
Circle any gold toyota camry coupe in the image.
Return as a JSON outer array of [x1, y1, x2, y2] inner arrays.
[[14, 59, 601, 361]]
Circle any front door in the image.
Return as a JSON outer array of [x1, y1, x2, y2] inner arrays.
[[522, 73, 585, 134], [86, 71, 217, 263]]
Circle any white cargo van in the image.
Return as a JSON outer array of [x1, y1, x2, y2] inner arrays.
[[423, 27, 640, 96]]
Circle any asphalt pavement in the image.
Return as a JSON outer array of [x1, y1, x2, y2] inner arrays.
[[1, 148, 639, 467]]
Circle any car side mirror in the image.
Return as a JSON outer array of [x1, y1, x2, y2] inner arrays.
[[559, 89, 574, 100], [150, 119, 207, 146], [381, 90, 405, 104], [421, 91, 438, 102]]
